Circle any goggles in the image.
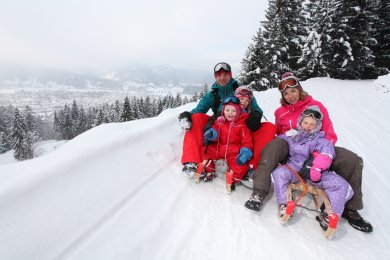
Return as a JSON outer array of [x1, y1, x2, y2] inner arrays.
[[223, 96, 240, 105], [235, 88, 252, 97], [301, 109, 323, 120], [278, 76, 300, 92], [214, 62, 231, 73]]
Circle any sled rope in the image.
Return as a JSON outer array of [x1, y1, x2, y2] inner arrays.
[[284, 163, 307, 205]]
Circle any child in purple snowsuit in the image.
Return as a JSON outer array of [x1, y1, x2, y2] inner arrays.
[[272, 105, 354, 218]]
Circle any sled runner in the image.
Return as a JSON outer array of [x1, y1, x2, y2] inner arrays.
[[285, 182, 338, 239], [195, 160, 235, 193]]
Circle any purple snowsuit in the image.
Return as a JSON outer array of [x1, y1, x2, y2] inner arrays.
[[272, 131, 354, 216]]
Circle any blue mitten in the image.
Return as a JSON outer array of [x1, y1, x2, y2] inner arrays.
[[204, 128, 218, 141], [236, 147, 253, 165]]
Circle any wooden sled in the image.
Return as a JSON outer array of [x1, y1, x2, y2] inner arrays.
[[195, 160, 234, 193], [284, 182, 339, 239]]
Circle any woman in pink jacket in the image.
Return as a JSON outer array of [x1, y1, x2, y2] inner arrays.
[[201, 96, 253, 191], [244, 72, 373, 233]]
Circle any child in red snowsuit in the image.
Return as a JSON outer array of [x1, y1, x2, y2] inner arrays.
[[202, 96, 253, 190]]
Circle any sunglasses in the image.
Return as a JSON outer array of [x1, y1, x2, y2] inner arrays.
[[223, 96, 240, 105], [214, 62, 231, 73], [278, 76, 299, 92], [301, 109, 323, 120]]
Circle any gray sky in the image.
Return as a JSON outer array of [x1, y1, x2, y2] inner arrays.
[[0, 0, 267, 74]]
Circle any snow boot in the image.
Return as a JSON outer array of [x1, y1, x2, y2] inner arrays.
[[182, 162, 198, 178], [279, 204, 287, 219], [280, 201, 295, 223], [203, 161, 216, 182], [316, 210, 329, 231], [226, 171, 234, 193], [342, 208, 373, 233], [244, 190, 267, 211]]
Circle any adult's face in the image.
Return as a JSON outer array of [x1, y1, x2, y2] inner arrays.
[[282, 87, 300, 105], [215, 71, 231, 87]]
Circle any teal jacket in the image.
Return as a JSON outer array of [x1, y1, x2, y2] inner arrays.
[[191, 78, 263, 115]]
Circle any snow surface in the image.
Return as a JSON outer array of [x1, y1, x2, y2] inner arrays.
[[0, 140, 67, 166], [1, 75, 390, 259]]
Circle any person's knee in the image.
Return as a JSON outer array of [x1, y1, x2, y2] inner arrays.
[[261, 138, 288, 163]]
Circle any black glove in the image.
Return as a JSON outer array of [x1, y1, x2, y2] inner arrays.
[[246, 110, 262, 131], [178, 111, 192, 131], [298, 154, 314, 180], [203, 114, 217, 145], [204, 114, 217, 132]]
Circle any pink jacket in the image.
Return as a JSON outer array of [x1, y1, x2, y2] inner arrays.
[[274, 95, 338, 144]]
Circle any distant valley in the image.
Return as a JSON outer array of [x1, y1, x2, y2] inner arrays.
[[0, 63, 212, 118]]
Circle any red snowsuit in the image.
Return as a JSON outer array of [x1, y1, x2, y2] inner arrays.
[[181, 113, 275, 169], [201, 113, 253, 183]]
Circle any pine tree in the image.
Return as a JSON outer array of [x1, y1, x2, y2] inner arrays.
[[318, 0, 342, 77], [23, 106, 41, 143], [0, 107, 12, 151], [190, 92, 198, 102], [53, 111, 61, 139], [240, 27, 272, 90], [10, 108, 32, 160], [77, 106, 88, 134], [329, 0, 377, 79], [121, 96, 132, 122], [261, 0, 298, 87], [374, 0, 390, 73], [22, 132, 34, 160], [63, 113, 73, 140], [198, 84, 209, 99], [182, 96, 189, 105], [0, 132, 8, 154], [144, 96, 153, 118], [174, 93, 182, 108], [113, 100, 122, 122], [96, 109, 105, 126], [297, 0, 329, 79], [131, 97, 139, 119]]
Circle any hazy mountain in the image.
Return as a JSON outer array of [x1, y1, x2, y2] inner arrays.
[[0, 63, 212, 93]]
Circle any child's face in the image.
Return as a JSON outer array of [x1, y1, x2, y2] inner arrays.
[[300, 116, 317, 132], [224, 105, 237, 121], [239, 97, 250, 109]]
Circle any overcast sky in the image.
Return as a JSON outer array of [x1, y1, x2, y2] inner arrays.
[[0, 0, 267, 74]]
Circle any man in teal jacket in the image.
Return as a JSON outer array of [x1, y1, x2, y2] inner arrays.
[[178, 62, 275, 177]]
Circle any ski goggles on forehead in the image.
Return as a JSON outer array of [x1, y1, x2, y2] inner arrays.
[[235, 88, 252, 96], [214, 62, 231, 73], [223, 96, 240, 105], [278, 77, 300, 92], [302, 109, 323, 120]]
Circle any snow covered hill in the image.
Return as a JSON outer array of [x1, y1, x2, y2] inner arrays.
[[0, 75, 389, 260]]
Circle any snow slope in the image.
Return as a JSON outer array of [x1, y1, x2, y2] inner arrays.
[[0, 75, 390, 260]]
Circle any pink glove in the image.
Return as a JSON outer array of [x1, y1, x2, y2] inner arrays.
[[312, 153, 333, 171], [310, 167, 322, 183], [310, 153, 333, 183]]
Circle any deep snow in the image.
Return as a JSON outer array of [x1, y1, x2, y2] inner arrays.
[[0, 75, 390, 260]]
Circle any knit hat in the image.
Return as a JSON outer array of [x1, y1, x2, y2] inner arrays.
[[279, 72, 303, 92], [297, 105, 323, 134]]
